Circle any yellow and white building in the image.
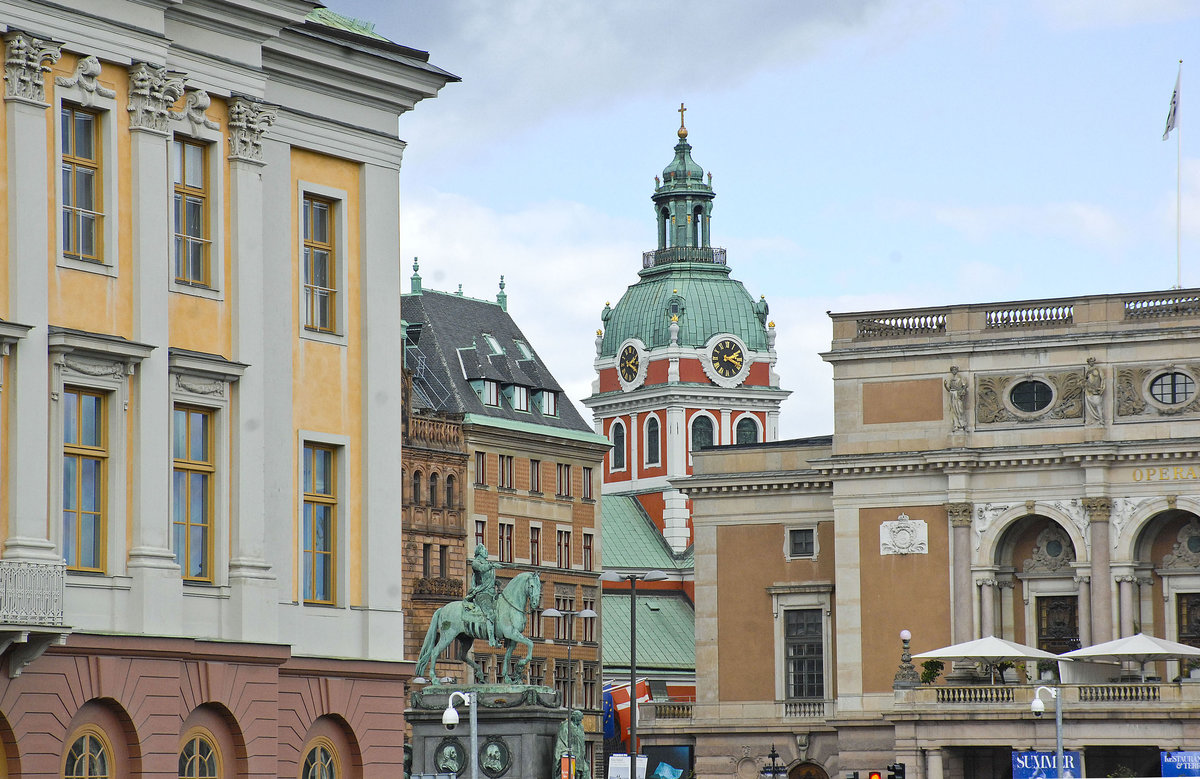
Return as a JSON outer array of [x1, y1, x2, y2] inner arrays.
[[0, 0, 453, 775]]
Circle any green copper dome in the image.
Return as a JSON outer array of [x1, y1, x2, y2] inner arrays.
[[599, 109, 769, 359]]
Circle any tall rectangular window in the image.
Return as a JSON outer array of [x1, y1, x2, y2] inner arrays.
[[172, 406, 213, 581], [555, 660, 572, 705], [785, 609, 824, 699], [554, 592, 575, 640], [582, 467, 593, 500], [582, 588, 597, 642], [482, 380, 500, 407], [302, 196, 336, 332], [582, 533, 594, 572], [557, 530, 571, 569], [530, 526, 541, 565], [172, 138, 210, 286], [61, 106, 102, 262], [303, 443, 337, 604], [439, 545, 449, 578], [475, 520, 487, 549], [556, 463, 572, 498], [498, 522, 514, 563], [513, 385, 529, 411], [498, 455, 514, 489], [422, 543, 432, 578], [62, 388, 105, 571], [529, 459, 541, 493], [475, 451, 487, 486], [542, 391, 558, 417], [583, 663, 599, 708]]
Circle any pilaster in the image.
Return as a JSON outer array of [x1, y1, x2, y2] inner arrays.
[[947, 502, 974, 642], [666, 405, 685, 477], [225, 97, 279, 642], [1083, 496, 1113, 644], [125, 63, 185, 632], [3, 31, 60, 562]]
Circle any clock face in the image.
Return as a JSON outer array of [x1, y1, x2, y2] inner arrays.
[[710, 339, 744, 378], [619, 344, 640, 382]]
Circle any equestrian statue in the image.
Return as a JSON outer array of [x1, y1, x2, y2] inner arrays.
[[415, 544, 542, 684]]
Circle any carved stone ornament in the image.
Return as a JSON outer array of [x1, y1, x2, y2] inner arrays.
[[479, 736, 511, 779], [434, 737, 466, 776], [976, 371, 1083, 424], [881, 512, 928, 556], [173, 373, 223, 397], [1081, 496, 1112, 523], [947, 502, 973, 527], [227, 96, 277, 162], [4, 31, 61, 103], [170, 88, 218, 134], [1117, 364, 1200, 418], [54, 55, 115, 106], [128, 63, 185, 132], [1163, 518, 1200, 569], [62, 355, 126, 379], [1023, 525, 1075, 573]]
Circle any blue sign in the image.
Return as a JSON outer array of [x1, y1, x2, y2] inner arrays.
[[1012, 750, 1082, 779], [1163, 751, 1200, 776]]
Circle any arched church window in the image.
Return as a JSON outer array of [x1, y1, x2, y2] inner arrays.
[[645, 417, 661, 466], [736, 416, 760, 444], [412, 471, 422, 504], [691, 415, 714, 451], [429, 473, 439, 507], [611, 422, 626, 470]]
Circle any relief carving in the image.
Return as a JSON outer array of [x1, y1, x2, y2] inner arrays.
[[170, 88, 219, 134], [977, 372, 1083, 424], [54, 55, 115, 106], [974, 502, 1014, 553], [976, 375, 1015, 423], [128, 63, 185, 132], [881, 512, 928, 555], [4, 31, 61, 103], [62, 355, 125, 378], [173, 373, 224, 397], [1045, 371, 1084, 420], [1023, 524, 1075, 573], [227, 96, 277, 162], [1163, 518, 1200, 569]]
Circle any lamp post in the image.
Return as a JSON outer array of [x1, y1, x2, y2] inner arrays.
[[445, 690, 479, 779], [1031, 685, 1063, 779], [544, 606, 597, 779], [761, 744, 784, 779], [601, 569, 668, 778]]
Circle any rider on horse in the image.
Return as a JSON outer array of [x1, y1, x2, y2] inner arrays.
[[464, 543, 503, 647]]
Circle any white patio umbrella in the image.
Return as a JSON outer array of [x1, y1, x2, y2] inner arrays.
[[1059, 633, 1200, 681], [913, 635, 1059, 682]]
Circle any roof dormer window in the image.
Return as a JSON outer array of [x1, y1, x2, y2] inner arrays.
[[482, 380, 500, 407], [541, 390, 558, 417], [515, 341, 534, 360], [512, 385, 529, 412], [483, 333, 503, 354]]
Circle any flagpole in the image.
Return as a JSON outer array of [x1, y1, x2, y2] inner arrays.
[[1178, 60, 1183, 289]]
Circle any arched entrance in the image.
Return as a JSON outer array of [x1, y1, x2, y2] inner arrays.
[[790, 762, 829, 779]]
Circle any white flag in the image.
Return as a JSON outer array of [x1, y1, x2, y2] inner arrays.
[[1164, 65, 1180, 140]]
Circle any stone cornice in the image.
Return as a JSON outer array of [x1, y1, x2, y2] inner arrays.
[[584, 383, 790, 413], [673, 471, 832, 496]]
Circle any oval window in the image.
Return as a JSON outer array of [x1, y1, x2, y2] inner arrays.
[[1150, 371, 1195, 405], [1010, 380, 1053, 412]]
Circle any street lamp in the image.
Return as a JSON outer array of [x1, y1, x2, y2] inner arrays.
[[1031, 685, 1063, 779], [761, 744, 785, 778], [601, 569, 668, 778], [444, 690, 478, 779], [542, 606, 599, 711]]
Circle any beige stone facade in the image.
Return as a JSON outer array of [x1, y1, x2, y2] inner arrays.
[[648, 289, 1200, 779]]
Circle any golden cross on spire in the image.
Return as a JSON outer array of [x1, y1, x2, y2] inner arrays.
[[678, 102, 687, 129]]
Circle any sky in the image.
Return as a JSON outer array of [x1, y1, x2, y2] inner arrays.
[[326, 0, 1200, 438]]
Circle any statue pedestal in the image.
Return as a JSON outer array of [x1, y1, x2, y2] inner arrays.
[[409, 684, 565, 779]]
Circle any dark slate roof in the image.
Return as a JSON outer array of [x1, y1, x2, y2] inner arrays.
[[402, 289, 592, 434]]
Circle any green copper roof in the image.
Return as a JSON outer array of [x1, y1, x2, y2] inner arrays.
[[601, 593, 695, 672], [601, 495, 693, 570], [600, 265, 768, 357], [305, 8, 388, 40]]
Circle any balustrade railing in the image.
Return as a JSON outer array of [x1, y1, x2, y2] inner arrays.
[[642, 247, 727, 268], [0, 560, 65, 626], [1124, 292, 1200, 319], [856, 312, 947, 339], [782, 699, 832, 718], [935, 685, 1015, 704], [985, 303, 1073, 329], [1078, 683, 1160, 702], [649, 701, 693, 719]]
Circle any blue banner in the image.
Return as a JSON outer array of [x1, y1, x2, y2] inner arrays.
[[1163, 751, 1200, 776], [1012, 750, 1082, 779]]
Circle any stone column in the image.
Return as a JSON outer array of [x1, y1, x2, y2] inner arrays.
[[3, 32, 61, 562], [125, 63, 186, 633], [1117, 575, 1136, 638], [1083, 497, 1113, 644], [926, 748, 944, 779], [948, 503, 974, 642], [977, 578, 996, 637], [225, 97, 277, 642], [666, 405, 685, 475], [1075, 575, 1092, 647], [719, 408, 730, 445], [628, 411, 639, 478]]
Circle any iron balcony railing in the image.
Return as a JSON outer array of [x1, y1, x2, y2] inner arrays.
[[642, 247, 727, 268], [0, 560, 66, 626]]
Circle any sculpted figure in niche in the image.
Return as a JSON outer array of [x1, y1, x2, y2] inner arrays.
[[945, 366, 969, 432], [1084, 357, 1105, 425]]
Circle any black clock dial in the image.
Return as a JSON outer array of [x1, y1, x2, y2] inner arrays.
[[619, 345, 640, 382], [710, 339, 744, 378]]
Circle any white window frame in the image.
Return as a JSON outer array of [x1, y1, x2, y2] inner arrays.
[[168, 115, 226, 300], [541, 390, 559, 417], [688, 410, 719, 464], [609, 419, 627, 472], [556, 525, 573, 569], [785, 525, 819, 561], [769, 583, 833, 702], [297, 430, 350, 608], [54, 71, 119, 277], [297, 181, 349, 344], [643, 414, 662, 467], [512, 385, 529, 412], [528, 521, 542, 566], [733, 412, 763, 445], [482, 380, 500, 407], [498, 520, 515, 563], [582, 531, 595, 571], [169, 350, 242, 588], [49, 331, 151, 579]]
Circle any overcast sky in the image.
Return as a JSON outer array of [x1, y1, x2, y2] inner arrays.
[[327, 0, 1199, 438]]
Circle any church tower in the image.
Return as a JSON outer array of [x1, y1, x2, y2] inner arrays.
[[584, 108, 790, 552]]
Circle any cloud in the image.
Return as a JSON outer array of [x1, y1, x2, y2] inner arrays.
[[925, 201, 1127, 248], [1034, 0, 1200, 29]]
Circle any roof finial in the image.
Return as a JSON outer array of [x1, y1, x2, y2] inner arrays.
[[456, 284, 463, 296], [410, 256, 422, 294], [677, 102, 688, 139], [497, 275, 508, 311]]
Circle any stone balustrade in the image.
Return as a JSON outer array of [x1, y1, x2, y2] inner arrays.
[[0, 560, 65, 626]]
